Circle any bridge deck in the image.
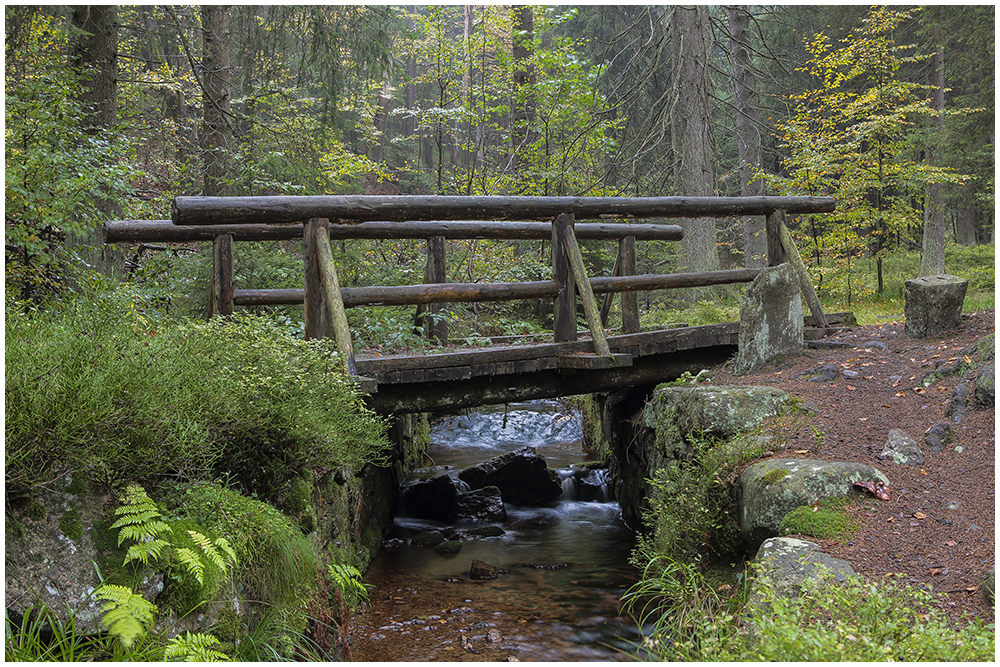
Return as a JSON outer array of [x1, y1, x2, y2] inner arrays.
[[356, 322, 739, 385], [355, 315, 848, 414]]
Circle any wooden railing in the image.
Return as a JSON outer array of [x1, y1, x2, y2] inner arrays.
[[106, 195, 835, 376]]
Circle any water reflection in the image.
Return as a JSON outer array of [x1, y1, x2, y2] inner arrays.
[[350, 401, 641, 662]]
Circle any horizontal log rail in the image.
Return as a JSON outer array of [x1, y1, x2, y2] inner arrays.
[[172, 194, 835, 226], [106, 219, 683, 243], [231, 269, 762, 308], [106, 195, 836, 377]]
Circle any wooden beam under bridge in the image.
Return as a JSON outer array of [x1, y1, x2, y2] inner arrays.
[[362, 344, 736, 414]]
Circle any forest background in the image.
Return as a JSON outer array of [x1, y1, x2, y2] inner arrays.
[[5, 5, 994, 344], [4, 5, 995, 661]]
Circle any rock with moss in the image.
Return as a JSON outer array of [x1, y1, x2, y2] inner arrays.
[[615, 385, 790, 529], [877, 429, 924, 466], [738, 459, 889, 548], [974, 362, 994, 408], [4, 479, 118, 633], [734, 263, 804, 375], [979, 567, 994, 604], [746, 537, 858, 621]]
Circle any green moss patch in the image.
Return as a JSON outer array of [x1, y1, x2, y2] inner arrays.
[[58, 508, 83, 541], [780, 497, 860, 542]]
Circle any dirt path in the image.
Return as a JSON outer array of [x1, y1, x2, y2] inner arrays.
[[714, 309, 995, 623]]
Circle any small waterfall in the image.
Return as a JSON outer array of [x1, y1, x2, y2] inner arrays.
[[558, 467, 612, 503]]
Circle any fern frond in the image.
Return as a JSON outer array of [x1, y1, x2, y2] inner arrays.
[[94, 584, 156, 648], [328, 564, 369, 603], [111, 484, 171, 547], [214, 537, 237, 568], [123, 539, 170, 567], [116, 520, 171, 547], [175, 547, 205, 586], [164, 631, 230, 662]]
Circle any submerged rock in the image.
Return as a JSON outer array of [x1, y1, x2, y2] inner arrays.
[[458, 446, 562, 506], [737, 458, 889, 548], [402, 475, 458, 522], [470, 559, 508, 580]]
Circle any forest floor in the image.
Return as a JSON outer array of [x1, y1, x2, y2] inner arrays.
[[714, 308, 995, 625]]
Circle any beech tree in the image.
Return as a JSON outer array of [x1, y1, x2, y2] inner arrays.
[[771, 6, 970, 296]]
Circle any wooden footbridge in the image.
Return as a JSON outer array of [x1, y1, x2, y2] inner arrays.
[[106, 195, 836, 414]]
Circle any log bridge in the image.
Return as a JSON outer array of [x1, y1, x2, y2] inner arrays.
[[106, 195, 836, 414]]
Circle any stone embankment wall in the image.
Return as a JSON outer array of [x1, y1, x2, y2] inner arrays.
[[5, 412, 428, 640]]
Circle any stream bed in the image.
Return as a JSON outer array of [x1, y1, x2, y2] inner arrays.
[[349, 402, 642, 661]]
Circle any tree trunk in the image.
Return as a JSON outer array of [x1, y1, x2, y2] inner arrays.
[[920, 48, 947, 275], [70, 5, 124, 273], [201, 5, 233, 197], [671, 5, 720, 296], [727, 6, 766, 269], [72, 6, 118, 133], [954, 207, 977, 246], [512, 5, 537, 180]]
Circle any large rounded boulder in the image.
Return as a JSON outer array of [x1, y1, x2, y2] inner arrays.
[[458, 446, 562, 506], [738, 458, 889, 548]]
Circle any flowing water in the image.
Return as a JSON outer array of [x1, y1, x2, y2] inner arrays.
[[350, 401, 642, 662]]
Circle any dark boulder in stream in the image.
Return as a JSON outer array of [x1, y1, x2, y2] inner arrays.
[[458, 446, 563, 505], [402, 475, 458, 521], [456, 486, 507, 521], [470, 559, 508, 579]]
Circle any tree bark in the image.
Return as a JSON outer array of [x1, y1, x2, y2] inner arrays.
[[727, 6, 767, 268], [71, 6, 118, 133], [70, 5, 124, 272], [920, 48, 947, 275], [201, 5, 233, 197], [512, 5, 537, 178], [671, 6, 721, 294]]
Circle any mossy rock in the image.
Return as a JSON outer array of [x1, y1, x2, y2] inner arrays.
[[779, 497, 860, 541], [465, 525, 505, 538], [738, 459, 889, 548], [435, 540, 462, 555]]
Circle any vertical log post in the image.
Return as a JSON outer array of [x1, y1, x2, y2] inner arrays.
[[563, 225, 611, 357], [552, 213, 577, 342], [314, 225, 358, 375], [304, 218, 331, 339], [599, 248, 621, 327], [426, 235, 448, 345], [765, 209, 787, 267], [209, 233, 234, 317], [619, 235, 640, 333]]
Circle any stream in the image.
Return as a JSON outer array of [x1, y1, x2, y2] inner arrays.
[[350, 401, 642, 662]]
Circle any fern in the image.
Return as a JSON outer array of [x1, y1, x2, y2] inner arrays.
[[163, 631, 230, 662], [328, 564, 369, 604], [111, 483, 171, 550], [94, 584, 156, 648], [124, 539, 170, 568], [175, 547, 206, 586]]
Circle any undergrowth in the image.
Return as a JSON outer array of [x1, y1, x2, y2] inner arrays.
[[622, 564, 994, 661], [5, 277, 390, 499]]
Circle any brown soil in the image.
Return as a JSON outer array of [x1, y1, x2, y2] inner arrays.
[[713, 308, 995, 624]]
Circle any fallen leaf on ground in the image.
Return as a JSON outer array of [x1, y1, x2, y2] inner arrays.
[[920, 468, 927, 475], [794, 449, 809, 454], [913, 512, 928, 519], [847, 385, 856, 391], [859, 417, 868, 421], [944, 540, 956, 547], [855, 480, 891, 501]]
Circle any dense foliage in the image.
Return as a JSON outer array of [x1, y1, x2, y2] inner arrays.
[[5, 277, 389, 500]]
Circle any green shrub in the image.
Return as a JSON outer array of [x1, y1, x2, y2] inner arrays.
[[622, 564, 995, 661], [5, 282, 389, 498], [633, 430, 770, 564]]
